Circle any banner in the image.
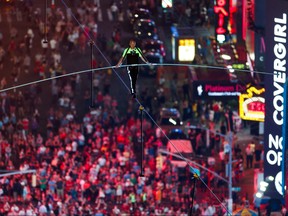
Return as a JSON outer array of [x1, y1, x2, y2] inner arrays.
[[264, 0, 288, 200]]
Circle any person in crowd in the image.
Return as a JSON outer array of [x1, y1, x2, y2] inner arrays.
[[245, 143, 254, 169]]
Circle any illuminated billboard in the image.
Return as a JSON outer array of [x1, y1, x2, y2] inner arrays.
[[170, 26, 196, 63], [178, 39, 195, 62], [193, 81, 246, 99], [264, 0, 288, 200], [239, 86, 265, 122]]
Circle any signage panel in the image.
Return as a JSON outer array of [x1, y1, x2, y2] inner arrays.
[[178, 39, 195, 62], [264, 0, 288, 200], [193, 81, 246, 99], [239, 86, 265, 122]]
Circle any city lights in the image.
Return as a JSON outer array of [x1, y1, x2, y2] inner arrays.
[[256, 192, 263, 198]]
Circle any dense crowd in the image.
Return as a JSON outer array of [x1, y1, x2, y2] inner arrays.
[[0, 0, 261, 215]]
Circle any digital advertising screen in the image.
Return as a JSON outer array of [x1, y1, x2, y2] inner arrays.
[[264, 0, 288, 201]]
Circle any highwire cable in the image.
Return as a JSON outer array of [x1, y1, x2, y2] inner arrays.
[[0, 62, 273, 94], [0, 63, 273, 94]]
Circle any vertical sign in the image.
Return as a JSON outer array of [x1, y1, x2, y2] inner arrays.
[[283, 82, 288, 206], [214, 0, 230, 43], [264, 0, 288, 200]]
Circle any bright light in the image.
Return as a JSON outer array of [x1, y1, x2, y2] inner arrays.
[[227, 65, 235, 73], [249, 53, 255, 61], [260, 181, 269, 187], [256, 192, 263, 198], [178, 39, 195, 62], [221, 54, 231, 60], [266, 176, 274, 182], [180, 121, 183, 125], [169, 118, 177, 125], [260, 186, 267, 192], [162, 0, 172, 8], [216, 35, 226, 43]]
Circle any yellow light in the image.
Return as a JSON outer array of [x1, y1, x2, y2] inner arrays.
[[239, 86, 265, 122], [178, 39, 195, 62]]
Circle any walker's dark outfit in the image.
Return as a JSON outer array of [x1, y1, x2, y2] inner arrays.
[[121, 47, 144, 95]]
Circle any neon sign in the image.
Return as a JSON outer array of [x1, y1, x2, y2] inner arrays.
[[239, 86, 265, 122], [264, 8, 288, 200], [214, 0, 230, 43]]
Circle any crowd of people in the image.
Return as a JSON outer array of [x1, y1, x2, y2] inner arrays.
[[0, 0, 262, 215]]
